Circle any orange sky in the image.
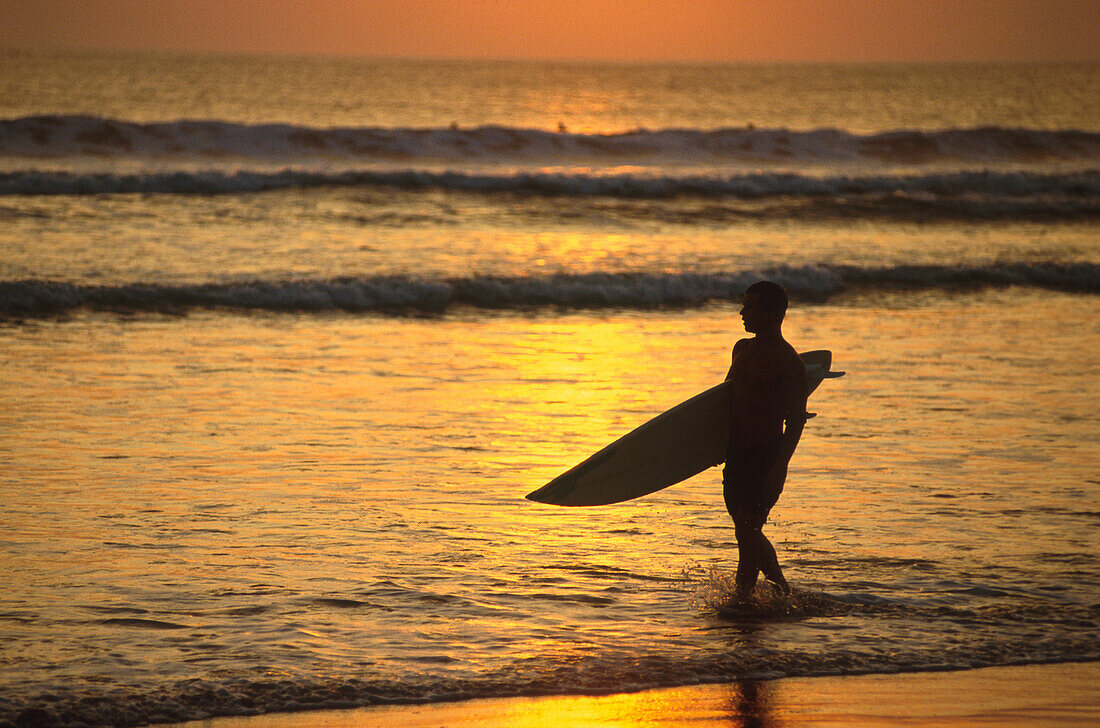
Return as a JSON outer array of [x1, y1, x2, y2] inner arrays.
[[2, 0, 1097, 62]]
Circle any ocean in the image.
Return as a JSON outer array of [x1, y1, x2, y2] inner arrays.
[[0, 50, 1097, 727]]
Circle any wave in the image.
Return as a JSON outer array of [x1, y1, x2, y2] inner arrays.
[[2, 633, 1095, 728], [1, 166, 1097, 211], [4, 167, 1095, 221], [3, 115, 1099, 164], [3, 263, 1097, 318]]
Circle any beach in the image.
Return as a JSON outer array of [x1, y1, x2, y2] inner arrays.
[[165, 662, 1100, 728], [1, 53, 1097, 728]]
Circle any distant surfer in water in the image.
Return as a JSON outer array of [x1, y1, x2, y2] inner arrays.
[[724, 281, 808, 599]]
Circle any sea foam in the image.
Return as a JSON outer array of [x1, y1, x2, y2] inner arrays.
[[3, 115, 1098, 164], [3, 263, 1097, 318], [1, 168, 1097, 201]]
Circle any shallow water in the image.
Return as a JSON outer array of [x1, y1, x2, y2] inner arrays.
[[2, 291, 1097, 724], [1, 54, 1097, 727]]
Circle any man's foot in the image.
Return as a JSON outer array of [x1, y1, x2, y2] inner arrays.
[[733, 582, 757, 603], [765, 575, 790, 596]]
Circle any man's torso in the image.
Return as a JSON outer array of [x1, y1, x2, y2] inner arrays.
[[727, 337, 802, 447]]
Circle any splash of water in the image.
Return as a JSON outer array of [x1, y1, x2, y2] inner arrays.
[[688, 565, 855, 620]]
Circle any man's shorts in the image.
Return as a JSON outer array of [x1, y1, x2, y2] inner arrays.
[[723, 438, 782, 527]]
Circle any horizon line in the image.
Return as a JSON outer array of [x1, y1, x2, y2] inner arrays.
[[3, 44, 1098, 66]]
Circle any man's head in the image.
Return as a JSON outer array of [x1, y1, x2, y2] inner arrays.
[[740, 280, 788, 334]]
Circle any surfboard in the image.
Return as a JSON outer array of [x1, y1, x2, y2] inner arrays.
[[526, 350, 843, 507]]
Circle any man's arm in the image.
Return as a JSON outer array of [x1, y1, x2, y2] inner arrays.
[[764, 353, 810, 497], [777, 355, 809, 463]]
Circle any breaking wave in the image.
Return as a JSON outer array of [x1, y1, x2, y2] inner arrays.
[[3, 647, 1096, 728], [2, 167, 1098, 200], [2, 587, 1097, 728], [1, 168, 1097, 221], [3, 115, 1099, 164], [3, 263, 1097, 318]]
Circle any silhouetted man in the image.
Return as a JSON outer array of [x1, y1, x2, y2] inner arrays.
[[724, 281, 808, 598]]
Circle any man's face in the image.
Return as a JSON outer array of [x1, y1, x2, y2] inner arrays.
[[740, 292, 773, 333]]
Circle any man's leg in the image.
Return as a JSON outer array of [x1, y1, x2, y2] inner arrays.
[[733, 517, 761, 597], [756, 532, 789, 595]]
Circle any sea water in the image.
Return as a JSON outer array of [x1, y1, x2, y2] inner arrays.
[[0, 51, 1097, 727]]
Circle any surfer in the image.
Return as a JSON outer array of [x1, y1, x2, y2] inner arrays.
[[724, 281, 808, 598]]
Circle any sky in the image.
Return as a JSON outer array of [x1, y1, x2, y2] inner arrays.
[[1, 0, 1097, 62]]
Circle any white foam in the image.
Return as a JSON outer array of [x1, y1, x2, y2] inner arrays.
[[2, 263, 1096, 318], [3, 115, 1098, 164], [1, 168, 1097, 203]]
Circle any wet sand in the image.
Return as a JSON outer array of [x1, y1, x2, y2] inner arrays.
[[168, 661, 1099, 727]]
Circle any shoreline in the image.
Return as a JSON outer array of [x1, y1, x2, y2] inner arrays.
[[166, 660, 1099, 728]]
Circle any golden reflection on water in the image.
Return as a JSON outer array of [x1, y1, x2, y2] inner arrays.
[[4, 292, 1098, 721], [164, 662, 1100, 728], [508, 230, 670, 274], [453, 680, 778, 728]]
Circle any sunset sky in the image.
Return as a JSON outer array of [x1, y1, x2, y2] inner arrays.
[[2, 0, 1097, 62]]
